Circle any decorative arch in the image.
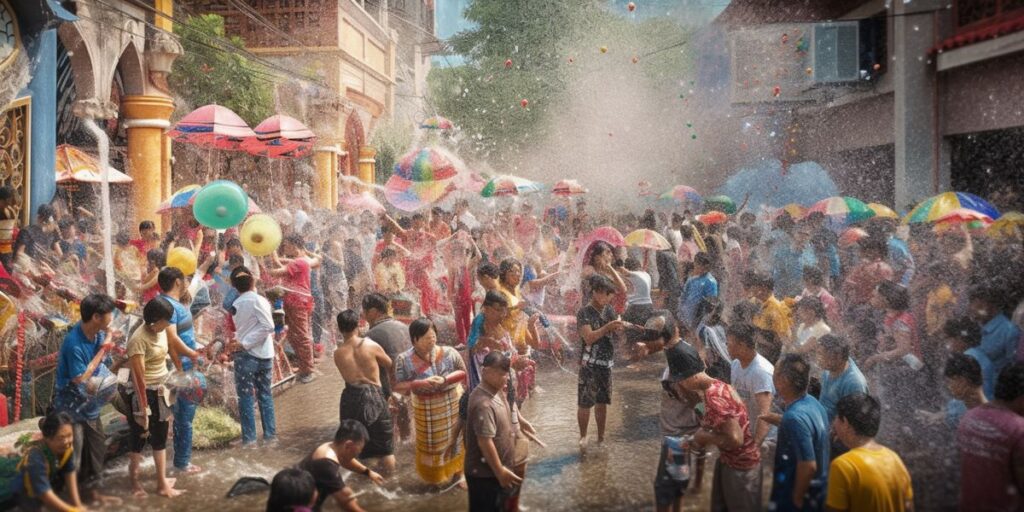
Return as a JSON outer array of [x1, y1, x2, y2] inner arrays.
[[344, 111, 365, 177], [56, 22, 96, 102], [115, 41, 145, 96]]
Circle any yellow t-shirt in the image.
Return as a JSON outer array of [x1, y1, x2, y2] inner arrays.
[[754, 296, 793, 344], [126, 326, 170, 386], [826, 445, 913, 512]]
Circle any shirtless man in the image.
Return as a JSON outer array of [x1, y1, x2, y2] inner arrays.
[[334, 309, 396, 474]]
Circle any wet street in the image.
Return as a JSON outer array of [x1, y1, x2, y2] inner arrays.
[[97, 354, 717, 511]]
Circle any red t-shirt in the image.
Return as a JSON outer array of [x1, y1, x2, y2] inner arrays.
[[957, 404, 1024, 511], [702, 380, 761, 470], [129, 239, 148, 255], [283, 258, 313, 311]]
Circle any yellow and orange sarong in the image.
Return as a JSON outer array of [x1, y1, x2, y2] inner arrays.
[[411, 385, 464, 484]]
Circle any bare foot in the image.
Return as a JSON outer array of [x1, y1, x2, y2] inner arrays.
[[456, 477, 468, 490], [177, 464, 203, 475], [131, 487, 147, 499], [92, 493, 124, 506], [165, 477, 177, 488], [157, 485, 184, 498]]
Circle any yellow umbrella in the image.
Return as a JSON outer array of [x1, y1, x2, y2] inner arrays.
[[867, 203, 898, 220], [624, 229, 672, 250], [986, 211, 1024, 239]]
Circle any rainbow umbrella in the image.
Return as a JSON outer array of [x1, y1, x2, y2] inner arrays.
[[167, 105, 256, 151], [384, 175, 453, 212], [552, 179, 588, 197], [867, 203, 899, 220], [156, 184, 201, 213], [480, 175, 543, 197], [704, 195, 736, 214], [838, 227, 869, 248], [986, 211, 1024, 239], [659, 185, 702, 205], [772, 203, 806, 220], [241, 115, 316, 159], [624, 229, 671, 250], [394, 148, 458, 182], [697, 211, 729, 225], [574, 226, 626, 269], [903, 192, 1000, 224], [420, 116, 455, 130], [806, 196, 874, 224], [339, 192, 386, 215], [55, 145, 133, 184]]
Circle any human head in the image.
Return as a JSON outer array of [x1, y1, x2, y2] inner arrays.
[[80, 293, 116, 330], [266, 468, 317, 512], [815, 334, 851, 373], [36, 204, 56, 224], [498, 258, 523, 289], [773, 353, 811, 400], [336, 309, 360, 335], [476, 262, 499, 291], [967, 287, 1001, 324], [380, 248, 396, 262], [833, 393, 881, 446], [411, 213, 426, 230], [739, 211, 756, 227], [331, 419, 369, 460], [142, 296, 174, 332], [281, 234, 304, 257], [158, 266, 186, 294], [943, 317, 982, 353], [38, 411, 74, 455], [588, 241, 614, 267], [231, 265, 255, 293], [743, 271, 773, 301], [481, 350, 511, 390], [725, 323, 757, 361], [802, 266, 825, 290], [58, 218, 76, 237], [0, 185, 15, 207], [588, 274, 617, 307], [361, 293, 390, 323], [225, 237, 243, 256], [858, 238, 887, 261], [641, 310, 677, 344], [994, 362, 1024, 414], [692, 252, 712, 274], [872, 281, 909, 312], [139, 220, 156, 239], [944, 352, 983, 401], [146, 248, 166, 268], [409, 317, 437, 353], [482, 290, 509, 323], [795, 295, 826, 325], [623, 257, 641, 272]]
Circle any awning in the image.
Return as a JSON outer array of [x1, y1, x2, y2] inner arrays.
[[932, 14, 1024, 54]]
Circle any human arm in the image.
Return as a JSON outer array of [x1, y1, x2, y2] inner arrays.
[[340, 458, 385, 486], [165, 325, 199, 370], [70, 342, 114, 385], [864, 322, 914, 369], [692, 417, 743, 451], [752, 391, 773, 447], [65, 470, 83, 509], [128, 354, 149, 430], [238, 301, 276, 352], [38, 489, 82, 512], [792, 460, 818, 509], [578, 320, 624, 346], [478, 436, 523, 488]]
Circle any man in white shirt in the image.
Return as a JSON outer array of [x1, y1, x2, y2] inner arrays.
[[226, 266, 277, 447], [726, 323, 776, 450]]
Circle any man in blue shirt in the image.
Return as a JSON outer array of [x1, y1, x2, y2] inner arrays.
[[969, 288, 1021, 373], [944, 317, 996, 399], [815, 335, 868, 424], [769, 354, 830, 511], [677, 252, 718, 332], [771, 227, 817, 299], [53, 293, 117, 502]]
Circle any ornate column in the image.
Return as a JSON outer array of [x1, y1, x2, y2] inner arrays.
[[122, 95, 174, 230], [357, 146, 377, 189], [314, 143, 343, 209]]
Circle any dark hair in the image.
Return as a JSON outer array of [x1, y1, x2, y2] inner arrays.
[[588, 274, 617, 295], [730, 300, 762, 324], [698, 296, 723, 326], [623, 257, 641, 271], [38, 411, 74, 438], [994, 362, 1024, 402], [481, 350, 511, 372], [802, 266, 824, 286], [231, 265, 255, 292], [943, 317, 982, 348], [334, 419, 369, 444], [283, 233, 304, 248], [380, 248, 396, 259], [36, 204, 56, 222], [80, 293, 116, 323], [777, 353, 811, 393], [115, 231, 131, 246], [876, 281, 910, 311], [361, 293, 389, 314], [796, 295, 827, 321], [742, 271, 773, 291], [817, 334, 850, 360], [409, 317, 437, 342], [693, 252, 712, 268], [726, 323, 757, 349], [835, 393, 881, 437], [477, 262, 499, 279], [58, 218, 75, 232], [139, 220, 155, 232], [158, 266, 185, 293], [498, 258, 522, 285], [483, 290, 509, 308], [968, 287, 1000, 307], [944, 352, 983, 387], [227, 254, 245, 268], [225, 237, 242, 249], [411, 213, 424, 222], [646, 309, 676, 342], [336, 309, 360, 334], [0, 186, 14, 201], [859, 238, 887, 259], [266, 468, 316, 512], [143, 296, 174, 324], [147, 248, 166, 267], [588, 241, 614, 266]]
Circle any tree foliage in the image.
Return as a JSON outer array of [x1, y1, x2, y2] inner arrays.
[[170, 14, 274, 123]]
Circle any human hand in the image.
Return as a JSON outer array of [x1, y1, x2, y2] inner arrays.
[[496, 466, 523, 488], [368, 470, 385, 486], [100, 341, 115, 353], [792, 492, 805, 509], [634, 342, 649, 358], [427, 375, 445, 386]]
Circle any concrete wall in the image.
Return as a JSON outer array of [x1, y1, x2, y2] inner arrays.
[[942, 51, 1024, 136], [796, 93, 895, 156]]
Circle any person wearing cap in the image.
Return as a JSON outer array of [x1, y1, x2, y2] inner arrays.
[[635, 310, 702, 512], [576, 274, 626, 449], [675, 341, 762, 511], [465, 351, 524, 511]]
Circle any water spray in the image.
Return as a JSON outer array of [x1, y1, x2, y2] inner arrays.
[[82, 118, 115, 297]]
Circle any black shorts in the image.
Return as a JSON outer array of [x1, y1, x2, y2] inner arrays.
[[577, 365, 612, 408], [127, 389, 170, 452], [623, 303, 655, 343], [339, 384, 395, 458], [466, 476, 519, 512], [654, 440, 691, 506]]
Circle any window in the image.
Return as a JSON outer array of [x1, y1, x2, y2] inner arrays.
[[859, 13, 886, 80]]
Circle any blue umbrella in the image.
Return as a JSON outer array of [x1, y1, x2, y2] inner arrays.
[[717, 159, 837, 211]]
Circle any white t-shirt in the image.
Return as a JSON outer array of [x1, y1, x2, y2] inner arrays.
[[625, 270, 652, 306], [795, 320, 831, 348], [730, 354, 775, 426]]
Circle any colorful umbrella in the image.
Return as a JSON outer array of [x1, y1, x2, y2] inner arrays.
[[806, 196, 874, 224], [772, 203, 806, 220], [339, 192, 386, 215], [704, 195, 737, 214], [575, 226, 625, 250], [420, 116, 455, 130], [55, 145, 132, 184], [156, 184, 201, 213], [986, 211, 1024, 239], [624, 229, 671, 250], [659, 185, 702, 205], [394, 148, 458, 182], [903, 192, 1001, 224], [552, 179, 587, 197], [838, 227, 869, 248], [480, 175, 544, 197], [384, 175, 453, 212], [167, 105, 256, 151], [697, 211, 729, 225], [867, 203, 899, 220], [241, 114, 316, 159]]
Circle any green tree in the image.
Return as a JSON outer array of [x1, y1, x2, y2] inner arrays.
[[370, 120, 415, 185], [170, 14, 274, 123]]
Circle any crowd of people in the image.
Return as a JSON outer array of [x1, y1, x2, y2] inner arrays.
[[0, 187, 1023, 512]]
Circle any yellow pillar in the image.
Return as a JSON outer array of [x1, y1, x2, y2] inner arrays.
[[122, 95, 175, 231], [358, 146, 377, 189], [314, 147, 335, 210], [154, 0, 174, 32], [329, 151, 338, 203]]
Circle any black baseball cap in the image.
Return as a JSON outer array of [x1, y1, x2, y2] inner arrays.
[[665, 341, 705, 382]]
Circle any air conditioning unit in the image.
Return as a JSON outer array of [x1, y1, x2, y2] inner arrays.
[[812, 22, 859, 82]]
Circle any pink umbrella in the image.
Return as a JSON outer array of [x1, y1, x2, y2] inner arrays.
[[167, 105, 256, 151], [339, 192, 386, 214], [241, 114, 317, 159], [574, 226, 625, 269]]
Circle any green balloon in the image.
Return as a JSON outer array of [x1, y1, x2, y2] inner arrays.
[[193, 180, 249, 229]]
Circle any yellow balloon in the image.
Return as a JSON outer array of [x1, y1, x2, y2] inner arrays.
[[240, 213, 282, 257], [166, 247, 198, 276]]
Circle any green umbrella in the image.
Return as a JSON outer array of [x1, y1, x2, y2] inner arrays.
[[704, 195, 737, 214]]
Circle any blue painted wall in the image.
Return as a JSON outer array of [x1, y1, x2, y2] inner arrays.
[[21, 29, 58, 219]]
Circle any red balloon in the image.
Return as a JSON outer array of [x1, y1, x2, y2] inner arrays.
[[504, 59, 513, 69], [772, 85, 781, 97], [627, 2, 636, 12], [521, 99, 529, 108]]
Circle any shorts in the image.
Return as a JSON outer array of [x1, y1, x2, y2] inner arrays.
[[577, 365, 612, 408], [339, 384, 395, 458], [654, 441, 691, 507], [466, 475, 520, 512], [126, 388, 171, 452]]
